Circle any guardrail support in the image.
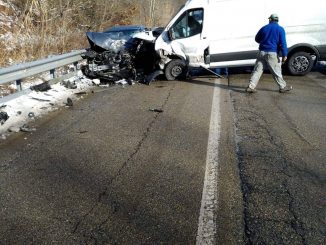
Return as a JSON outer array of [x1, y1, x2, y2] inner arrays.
[[0, 49, 86, 103], [50, 69, 56, 79], [16, 79, 22, 91], [73, 61, 79, 71]]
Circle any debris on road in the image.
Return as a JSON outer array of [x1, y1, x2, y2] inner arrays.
[[92, 79, 101, 85], [30, 95, 52, 102], [115, 79, 129, 85], [62, 77, 78, 89], [28, 112, 35, 118], [149, 108, 164, 113], [20, 124, 36, 133], [0, 71, 97, 139], [81, 28, 161, 84], [78, 130, 88, 134], [143, 70, 164, 85], [0, 112, 9, 125], [75, 92, 87, 95], [66, 98, 73, 107], [30, 82, 51, 92]]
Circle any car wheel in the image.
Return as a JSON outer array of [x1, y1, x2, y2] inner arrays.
[[164, 59, 187, 81], [287, 51, 314, 76]]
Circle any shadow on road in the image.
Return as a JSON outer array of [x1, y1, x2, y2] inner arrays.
[[181, 62, 326, 93], [181, 78, 246, 94]]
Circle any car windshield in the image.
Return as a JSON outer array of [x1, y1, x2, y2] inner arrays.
[[103, 25, 145, 37]]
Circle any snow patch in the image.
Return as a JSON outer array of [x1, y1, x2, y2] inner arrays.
[[0, 74, 96, 138]]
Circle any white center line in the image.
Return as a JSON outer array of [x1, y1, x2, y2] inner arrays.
[[196, 80, 221, 245]]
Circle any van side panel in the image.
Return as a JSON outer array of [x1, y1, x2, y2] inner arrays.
[[206, 0, 326, 67], [205, 0, 264, 55], [266, 0, 326, 54], [155, 0, 326, 69]]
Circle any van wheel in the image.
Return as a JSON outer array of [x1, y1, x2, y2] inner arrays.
[[287, 51, 313, 76], [165, 59, 187, 81]]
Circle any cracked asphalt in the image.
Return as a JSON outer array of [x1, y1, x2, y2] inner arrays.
[[0, 79, 213, 244], [0, 69, 325, 244], [228, 70, 326, 244]]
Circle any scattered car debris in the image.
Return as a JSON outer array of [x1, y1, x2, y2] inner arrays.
[[81, 27, 161, 84], [20, 124, 36, 133], [0, 112, 9, 125], [149, 108, 164, 113], [75, 91, 87, 95], [92, 79, 101, 85], [28, 112, 35, 118], [0, 67, 98, 138], [78, 130, 88, 134], [30, 96, 51, 102], [99, 84, 110, 88], [115, 79, 128, 85], [30, 82, 51, 92], [66, 98, 73, 107], [143, 70, 164, 85], [62, 78, 78, 89]]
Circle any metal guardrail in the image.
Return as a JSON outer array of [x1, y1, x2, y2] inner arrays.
[[0, 49, 86, 88], [0, 49, 86, 104]]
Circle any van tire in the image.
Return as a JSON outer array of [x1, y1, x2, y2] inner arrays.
[[165, 59, 187, 81], [287, 51, 314, 76]]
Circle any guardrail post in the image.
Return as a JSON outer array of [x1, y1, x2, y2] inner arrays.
[[73, 61, 78, 71], [16, 79, 22, 91], [50, 69, 56, 79]]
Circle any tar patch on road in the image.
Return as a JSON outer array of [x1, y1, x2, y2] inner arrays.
[[230, 77, 326, 245]]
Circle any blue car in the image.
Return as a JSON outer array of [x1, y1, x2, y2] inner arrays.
[[82, 25, 159, 83], [86, 25, 147, 52]]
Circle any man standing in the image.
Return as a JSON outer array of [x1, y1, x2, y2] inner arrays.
[[246, 14, 292, 93]]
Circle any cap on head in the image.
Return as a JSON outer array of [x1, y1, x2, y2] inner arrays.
[[268, 14, 279, 22]]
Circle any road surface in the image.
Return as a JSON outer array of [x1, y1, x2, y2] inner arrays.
[[0, 70, 325, 244]]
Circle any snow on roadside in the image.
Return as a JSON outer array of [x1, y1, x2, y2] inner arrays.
[[0, 71, 96, 139]]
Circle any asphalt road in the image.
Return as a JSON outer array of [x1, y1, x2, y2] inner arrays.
[[0, 70, 325, 244]]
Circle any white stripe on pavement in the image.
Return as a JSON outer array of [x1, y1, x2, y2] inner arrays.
[[196, 81, 220, 245]]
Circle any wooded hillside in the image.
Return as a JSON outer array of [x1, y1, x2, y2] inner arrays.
[[0, 0, 185, 67]]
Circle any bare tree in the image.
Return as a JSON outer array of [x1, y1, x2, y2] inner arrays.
[[0, 0, 185, 66]]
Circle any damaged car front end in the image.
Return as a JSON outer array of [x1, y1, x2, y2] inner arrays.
[[81, 26, 162, 84]]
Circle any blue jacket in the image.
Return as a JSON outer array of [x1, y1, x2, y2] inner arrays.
[[255, 22, 288, 56]]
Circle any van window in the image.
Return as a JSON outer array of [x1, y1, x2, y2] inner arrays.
[[170, 9, 203, 39]]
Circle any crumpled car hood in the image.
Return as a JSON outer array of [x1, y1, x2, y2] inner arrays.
[[86, 32, 133, 52], [82, 29, 162, 84]]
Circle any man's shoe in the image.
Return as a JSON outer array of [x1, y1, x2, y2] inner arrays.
[[246, 87, 257, 93], [279, 85, 293, 93]]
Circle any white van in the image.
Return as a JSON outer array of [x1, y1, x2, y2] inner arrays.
[[153, 0, 326, 80]]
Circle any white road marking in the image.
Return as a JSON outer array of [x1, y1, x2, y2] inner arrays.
[[196, 80, 220, 245]]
